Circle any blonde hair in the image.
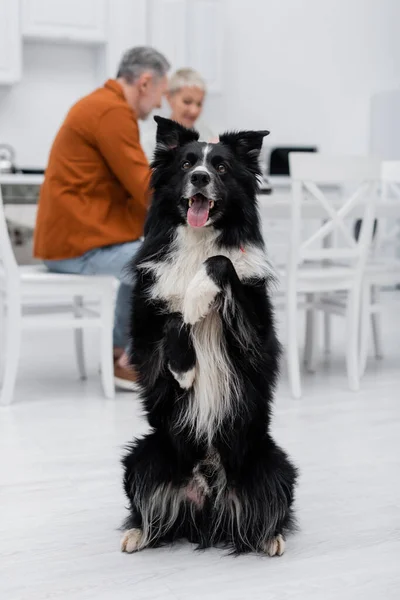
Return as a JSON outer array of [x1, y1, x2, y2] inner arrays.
[[167, 68, 207, 95]]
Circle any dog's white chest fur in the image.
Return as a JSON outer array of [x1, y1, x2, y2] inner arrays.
[[141, 226, 270, 442], [143, 226, 269, 312]]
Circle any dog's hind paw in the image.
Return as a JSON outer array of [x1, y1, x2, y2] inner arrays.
[[121, 528, 144, 553], [183, 265, 220, 325], [262, 534, 285, 557]]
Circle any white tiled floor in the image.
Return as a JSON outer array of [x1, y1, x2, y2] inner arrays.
[[1, 293, 400, 600]]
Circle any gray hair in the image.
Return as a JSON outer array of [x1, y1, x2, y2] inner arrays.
[[168, 68, 207, 95], [117, 46, 170, 84]]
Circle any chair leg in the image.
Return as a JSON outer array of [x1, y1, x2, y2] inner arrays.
[[370, 285, 383, 359], [287, 291, 301, 398], [304, 294, 313, 366], [346, 288, 361, 392], [304, 294, 319, 373], [323, 312, 331, 354], [359, 282, 370, 378], [73, 296, 87, 380], [308, 310, 319, 373], [0, 294, 22, 405], [0, 292, 4, 377], [100, 289, 115, 399]]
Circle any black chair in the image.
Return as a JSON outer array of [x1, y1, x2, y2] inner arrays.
[[269, 146, 317, 176]]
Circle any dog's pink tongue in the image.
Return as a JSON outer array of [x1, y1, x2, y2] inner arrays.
[[187, 196, 209, 228]]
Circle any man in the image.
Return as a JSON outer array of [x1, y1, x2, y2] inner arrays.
[[34, 47, 170, 390]]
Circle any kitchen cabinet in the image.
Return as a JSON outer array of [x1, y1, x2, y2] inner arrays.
[[0, 0, 21, 84], [21, 0, 108, 45]]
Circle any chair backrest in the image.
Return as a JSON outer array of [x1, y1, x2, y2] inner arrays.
[[374, 161, 400, 259], [287, 154, 381, 279], [0, 184, 19, 284], [382, 161, 400, 184]]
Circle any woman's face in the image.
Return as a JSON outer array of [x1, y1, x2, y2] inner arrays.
[[168, 86, 205, 129]]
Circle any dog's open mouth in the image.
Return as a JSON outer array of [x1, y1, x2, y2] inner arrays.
[[187, 193, 215, 228]]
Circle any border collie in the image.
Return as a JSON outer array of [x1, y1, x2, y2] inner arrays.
[[121, 117, 298, 555]]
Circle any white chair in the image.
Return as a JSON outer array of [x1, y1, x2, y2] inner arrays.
[[359, 161, 400, 376], [283, 154, 380, 398], [0, 185, 116, 405]]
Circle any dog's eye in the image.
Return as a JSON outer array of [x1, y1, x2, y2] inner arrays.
[[181, 161, 191, 170], [217, 164, 227, 174]]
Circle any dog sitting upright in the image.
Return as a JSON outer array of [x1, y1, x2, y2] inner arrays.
[[121, 116, 298, 555]]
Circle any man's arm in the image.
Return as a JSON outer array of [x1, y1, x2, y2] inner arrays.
[[97, 107, 151, 210]]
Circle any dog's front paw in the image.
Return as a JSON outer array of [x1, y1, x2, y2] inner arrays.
[[203, 255, 236, 285], [121, 528, 145, 553], [183, 265, 221, 325]]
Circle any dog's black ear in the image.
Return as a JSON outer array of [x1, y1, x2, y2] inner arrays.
[[219, 130, 269, 166], [154, 116, 199, 150]]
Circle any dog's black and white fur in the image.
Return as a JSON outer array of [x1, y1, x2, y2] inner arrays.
[[121, 116, 298, 555]]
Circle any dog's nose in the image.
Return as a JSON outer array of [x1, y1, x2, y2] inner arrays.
[[190, 170, 211, 187]]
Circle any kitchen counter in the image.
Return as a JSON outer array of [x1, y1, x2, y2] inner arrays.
[[0, 173, 44, 232], [0, 173, 44, 190]]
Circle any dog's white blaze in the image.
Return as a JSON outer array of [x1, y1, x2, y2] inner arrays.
[[189, 144, 212, 178], [140, 225, 273, 442], [202, 143, 211, 164]]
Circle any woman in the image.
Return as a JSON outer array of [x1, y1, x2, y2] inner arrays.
[[142, 68, 215, 160]]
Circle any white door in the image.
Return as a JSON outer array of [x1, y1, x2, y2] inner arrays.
[[147, 0, 223, 92], [0, 0, 21, 85]]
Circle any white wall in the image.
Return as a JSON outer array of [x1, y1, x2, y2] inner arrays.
[[208, 0, 400, 154]]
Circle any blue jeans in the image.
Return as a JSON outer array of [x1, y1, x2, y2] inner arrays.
[[44, 241, 142, 350]]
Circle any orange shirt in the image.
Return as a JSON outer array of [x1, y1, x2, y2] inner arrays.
[[34, 79, 150, 260]]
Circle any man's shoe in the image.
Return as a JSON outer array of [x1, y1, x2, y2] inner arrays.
[[113, 347, 125, 361], [114, 363, 140, 391]]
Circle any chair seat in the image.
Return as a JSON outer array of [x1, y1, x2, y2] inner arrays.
[[365, 259, 400, 282], [277, 263, 355, 292], [18, 264, 116, 285], [0, 264, 117, 295]]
